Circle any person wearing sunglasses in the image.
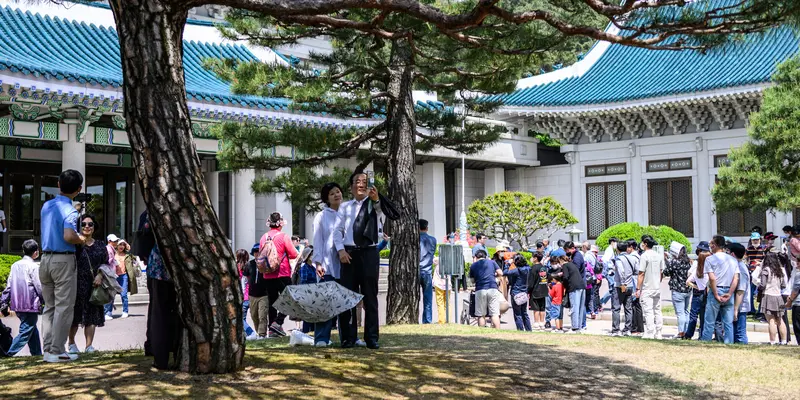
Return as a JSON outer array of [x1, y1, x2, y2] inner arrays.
[[67, 214, 108, 354]]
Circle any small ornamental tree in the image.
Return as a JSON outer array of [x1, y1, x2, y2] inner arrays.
[[467, 192, 577, 249], [712, 54, 800, 213]]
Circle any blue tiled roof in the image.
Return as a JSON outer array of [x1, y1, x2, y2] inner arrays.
[[0, 6, 289, 110], [490, 26, 800, 107]]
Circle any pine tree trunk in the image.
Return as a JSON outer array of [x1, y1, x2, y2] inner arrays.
[[108, 0, 244, 373], [385, 39, 420, 325]]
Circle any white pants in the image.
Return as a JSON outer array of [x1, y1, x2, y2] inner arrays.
[[640, 289, 663, 338]]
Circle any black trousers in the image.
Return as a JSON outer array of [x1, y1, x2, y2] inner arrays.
[[266, 277, 292, 326], [613, 287, 634, 333], [793, 305, 800, 346], [145, 277, 182, 369], [338, 247, 380, 344], [631, 297, 644, 333]]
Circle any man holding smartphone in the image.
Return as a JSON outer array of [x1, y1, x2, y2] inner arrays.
[[333, 170, 399, 349]]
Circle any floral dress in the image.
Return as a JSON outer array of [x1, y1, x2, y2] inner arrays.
[[663, 259, 691, 293], [73, 240, 108, 327]]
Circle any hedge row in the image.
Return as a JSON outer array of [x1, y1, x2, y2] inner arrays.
[[0, 254, 22, 291]]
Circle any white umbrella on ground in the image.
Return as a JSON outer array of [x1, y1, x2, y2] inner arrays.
[[273, 281, 363, 323]]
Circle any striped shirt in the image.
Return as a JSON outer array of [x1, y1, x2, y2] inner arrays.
[[745, 245, 765, 271]]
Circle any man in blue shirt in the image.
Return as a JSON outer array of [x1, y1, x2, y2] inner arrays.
[[419, 219, 437, 324], [39, 169, 85, 363], [469, 250, 503, 328], [472, 233, 487, 259]]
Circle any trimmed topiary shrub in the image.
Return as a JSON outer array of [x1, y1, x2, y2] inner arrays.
[[596, 223, 692, 253], [0, 254, 22, 291]]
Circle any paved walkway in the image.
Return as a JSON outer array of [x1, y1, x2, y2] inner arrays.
[[3, 289, 794, 357]]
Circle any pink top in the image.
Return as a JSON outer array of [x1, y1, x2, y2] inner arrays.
[[259, 228, 298, 279]]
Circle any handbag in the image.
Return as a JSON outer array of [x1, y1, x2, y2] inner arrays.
[[90, 282, 113, 306], [513, 292, 528, 306], [83, 248, 114, 306]]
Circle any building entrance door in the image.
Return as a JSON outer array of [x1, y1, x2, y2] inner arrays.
[[0, 162, 134, 255], [5, 173, 60, 253]]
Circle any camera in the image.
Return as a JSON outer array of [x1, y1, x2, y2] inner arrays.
[[74, 193, 93, 203]]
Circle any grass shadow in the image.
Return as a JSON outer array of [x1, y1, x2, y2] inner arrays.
[[0, 326, 728, 399]]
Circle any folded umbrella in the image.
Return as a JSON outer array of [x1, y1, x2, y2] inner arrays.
[[273, 281, 364, 323]]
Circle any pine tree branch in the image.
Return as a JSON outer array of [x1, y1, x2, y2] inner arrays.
[[211, 0, 790, 51]]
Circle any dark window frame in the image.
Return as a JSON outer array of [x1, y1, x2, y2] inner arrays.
[[585, 163, 627, 177], [647, 177, 694, 237], [646, 157, 693, 173], [586, 181, 628, 239]]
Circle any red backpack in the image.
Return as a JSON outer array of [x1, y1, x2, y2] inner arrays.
[[257, 232, 285, 275]]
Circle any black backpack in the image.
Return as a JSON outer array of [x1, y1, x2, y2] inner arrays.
[[0, 319, 13, 357]]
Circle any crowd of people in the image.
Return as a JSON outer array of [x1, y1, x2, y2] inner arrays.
[[452, 229, 800, 345], [3, 168, 800, 365], [0, 170, 141, 361]]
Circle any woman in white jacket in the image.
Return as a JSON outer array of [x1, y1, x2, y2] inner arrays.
[[312, 182, 344, 347]]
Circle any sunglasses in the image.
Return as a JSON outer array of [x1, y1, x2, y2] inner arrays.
[[81, 222, 95, 228]]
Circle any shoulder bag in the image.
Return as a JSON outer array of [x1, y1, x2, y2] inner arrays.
[[85, 248, 114, 306]]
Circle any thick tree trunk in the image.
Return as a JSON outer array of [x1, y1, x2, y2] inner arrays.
[[108, 0, 244, 373], [385, 39, 420, 325]]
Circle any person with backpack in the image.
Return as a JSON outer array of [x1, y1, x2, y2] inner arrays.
[[503, 254, 531, 331], [584, 245, 602, 321], [527, 252, 549, 330], [258, 212, 298, 338], [4, 240, 44, 356], [246, 244, 269, 340]]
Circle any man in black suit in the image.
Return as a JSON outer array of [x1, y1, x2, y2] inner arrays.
[[333, 170, 399, 349]]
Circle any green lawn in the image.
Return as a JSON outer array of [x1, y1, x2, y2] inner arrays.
[[0, 325, 797, 399]]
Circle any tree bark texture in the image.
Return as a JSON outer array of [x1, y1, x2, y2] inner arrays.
[[109, 0, 244, 373], [385, 39, 421, 325]]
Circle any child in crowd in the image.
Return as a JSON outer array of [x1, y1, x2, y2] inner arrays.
[[548, 276, 564, 332]]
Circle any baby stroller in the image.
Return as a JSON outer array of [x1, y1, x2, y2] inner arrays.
[[459, 290, 511, 326], [460, 291, 479, 326]]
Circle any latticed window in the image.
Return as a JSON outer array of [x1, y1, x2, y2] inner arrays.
[[586, 182, 627, 239], [717, 209, 766, 237], [648, 178, 694, 237], [715, 177, 766, 236]]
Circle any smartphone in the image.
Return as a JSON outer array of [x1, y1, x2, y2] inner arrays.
[[367, 170, 375, 188]]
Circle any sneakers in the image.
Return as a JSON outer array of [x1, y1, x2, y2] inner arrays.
[[355, 339, 367, 347], [269, 323, 287, 337], [315, 341, 329, 347], [565, 329, 579, 334], [44, 352, 78, 363], [85, 346, 96, 353], [245, 333, 260, 341], [121, 312, 129, 319], [622, 331, 631, 337], [610, 332, 621, 337], [68, 344, 80, 354], [544, 321, 551, 329], [105, 315, 113, 321]]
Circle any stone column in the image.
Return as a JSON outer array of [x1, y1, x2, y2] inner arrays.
[[233, 169, 257, 252], [257, 169, 293, 238], [204, 171, 220, 213], [62, 124, 85, 178], [695, 137, 712, 241], [484, 167, 505, 196], [566, 151, 583, 241], [421, 162, 446, 241]]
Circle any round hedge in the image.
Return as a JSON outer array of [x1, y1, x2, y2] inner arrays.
[[595, 222, 692, 253]]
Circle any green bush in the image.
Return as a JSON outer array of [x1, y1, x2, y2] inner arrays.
[[595, 223, 692, 253], [0, 254, 22, 291]]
